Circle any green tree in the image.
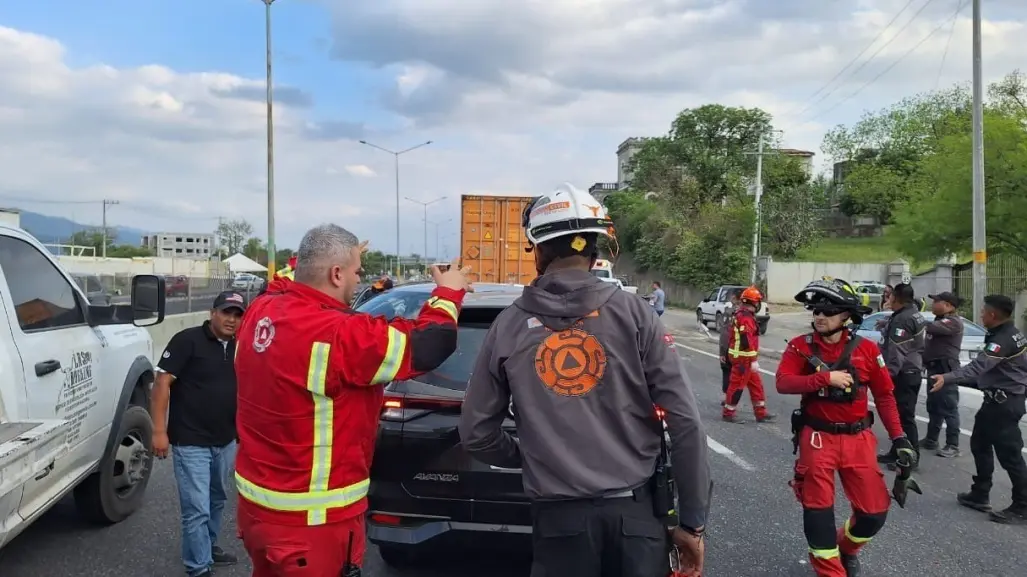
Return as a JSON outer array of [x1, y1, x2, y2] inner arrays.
[[890, 110, 1027, 260], [243, 237, 265, 262], [216, 219, 253, 255]]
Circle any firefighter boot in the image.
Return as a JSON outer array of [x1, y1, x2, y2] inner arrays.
[[957, 491, 992, 513], [722, 413, 746, 424], [756, 413, 777, 423], [840, 554, 861, 577]]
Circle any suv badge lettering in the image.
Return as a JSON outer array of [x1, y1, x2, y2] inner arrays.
[[413, 473, 459, 482]]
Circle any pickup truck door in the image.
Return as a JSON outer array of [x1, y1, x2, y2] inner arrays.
[[700, 289, 719, 318], [0, 235, 107, 520]]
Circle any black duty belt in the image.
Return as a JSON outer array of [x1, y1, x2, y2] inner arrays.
[[982, 389, 1026, 404], [804, 412, 875, 435]]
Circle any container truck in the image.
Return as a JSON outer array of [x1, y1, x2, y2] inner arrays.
[[460, 194, 537, 285]]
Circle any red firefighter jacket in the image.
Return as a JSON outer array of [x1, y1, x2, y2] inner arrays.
[[775, 331, 904, 438], [727, 307, 759, 363], [234, 278, 466, 526]]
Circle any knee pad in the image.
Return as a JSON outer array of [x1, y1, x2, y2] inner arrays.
[[847, 510, 887, 540], [802, 507, 837, 550]]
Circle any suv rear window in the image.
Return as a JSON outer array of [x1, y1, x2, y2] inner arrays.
[[355, 290, 504, 391]]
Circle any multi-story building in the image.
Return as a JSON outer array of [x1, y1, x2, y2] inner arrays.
[[588, 182, 618, 204], [141, 232, 215, 259], [777, 148, 816, 177], [616, 137, 651, 190]]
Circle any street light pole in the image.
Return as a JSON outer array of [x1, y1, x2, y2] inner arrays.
[[359, 140, 433, 277], [405, 196, 446, 268], [428, 218, 453, 262], [971, 0, 987, 324], [263, 0, 277, 279]]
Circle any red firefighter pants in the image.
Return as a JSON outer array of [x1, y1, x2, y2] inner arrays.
[[790, 427, 890, 577], [237, 498, 366, 577], [722, 361, 767, 418]]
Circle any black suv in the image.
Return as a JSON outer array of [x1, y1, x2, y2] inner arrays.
[[355, 282, 532, 567]]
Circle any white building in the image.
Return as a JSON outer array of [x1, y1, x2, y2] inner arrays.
[[616, 137, 651, 190], [777, 148, 815, 177], [0, 208, 20, 228], [141, 232, 215, 259]]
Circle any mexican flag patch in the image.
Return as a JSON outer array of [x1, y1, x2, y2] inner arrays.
[[987, 342, 1001, 353], [876, 354, 886, 368], [893, 328, 906, 337]]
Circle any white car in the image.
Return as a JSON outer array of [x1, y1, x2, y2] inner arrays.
[[697, 285, 770, 334], [232, 273, 265, 291], [0, 224, 166, 549], [854, 311, 986, 366]]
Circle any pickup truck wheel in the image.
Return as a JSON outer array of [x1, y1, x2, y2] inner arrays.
[[714, 312, 723, 330], [759, 320, 768, 335], [74, 405, 154, 524]]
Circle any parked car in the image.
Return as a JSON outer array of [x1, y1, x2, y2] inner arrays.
[[70, 272, 112, 306], [231, 273, 265, 292], [852, 281, 888, 311], [854, 311, 986, 366], [359, 282, 677, 567], [163, 275, 189, 297], [697, 285, 770, 334]]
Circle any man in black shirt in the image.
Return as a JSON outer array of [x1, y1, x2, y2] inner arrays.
[[152, 291, 244, 577]]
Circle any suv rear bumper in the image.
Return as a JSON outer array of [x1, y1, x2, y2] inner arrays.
[[367, 512, 531, 548]]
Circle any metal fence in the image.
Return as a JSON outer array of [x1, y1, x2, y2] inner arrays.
[[74, 274, 267, 314], [951, 253, 1027, 317]]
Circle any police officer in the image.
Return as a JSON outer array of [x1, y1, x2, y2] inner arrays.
[[459, 184, 712, 577], [922, 292, 965, 458], [931, 294, 1027, 525], [877, 282, 927, 465]]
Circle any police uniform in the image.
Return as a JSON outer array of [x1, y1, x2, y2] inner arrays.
[[880, 302, 927, 460], [923, 300, 964, 453], [940, 318, 1027, 523]]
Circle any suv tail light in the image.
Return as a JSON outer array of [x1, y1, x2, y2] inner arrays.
[[381, 393, 463, 422]]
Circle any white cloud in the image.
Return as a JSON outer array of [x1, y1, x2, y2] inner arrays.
[[1, 0, 1026, 256], [344, 164, 377, 177]]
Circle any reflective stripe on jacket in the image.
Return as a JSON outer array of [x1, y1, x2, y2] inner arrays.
[[234, 278, 465, 526], [728, 308, 759, 361], [276, 265, 295, 281]]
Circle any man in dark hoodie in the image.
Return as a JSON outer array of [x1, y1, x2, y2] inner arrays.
[[458, 184, 711, 577]]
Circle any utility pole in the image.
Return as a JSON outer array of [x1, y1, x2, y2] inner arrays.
[[750, 134, 764, 285], [263, 0, 278, 279], [101, 199, 119, 258], [971, 0, 987, 324]]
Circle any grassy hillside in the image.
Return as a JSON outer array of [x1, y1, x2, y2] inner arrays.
[[789, 229, 968, 273]]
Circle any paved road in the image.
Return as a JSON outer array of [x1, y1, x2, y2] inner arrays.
[[3, 317, 1027, 576]]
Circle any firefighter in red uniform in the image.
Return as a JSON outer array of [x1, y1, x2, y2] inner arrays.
[[777, 278, 917, 577], [233, 224, 471, 576], [723, 286, 775, 423]]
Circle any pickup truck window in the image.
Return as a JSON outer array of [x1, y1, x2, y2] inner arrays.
[[0, 236, 85, 331]]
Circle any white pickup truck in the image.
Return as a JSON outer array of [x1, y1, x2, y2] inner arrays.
[[696, 285, 771, 335], [591, 259, 639, 294], [0, 224, 166, 549]]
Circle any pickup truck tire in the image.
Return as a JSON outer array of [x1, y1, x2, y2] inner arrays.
[[714, 312, 723, 331], [759, 320, 768, 335], [74, 405, 154, 524]]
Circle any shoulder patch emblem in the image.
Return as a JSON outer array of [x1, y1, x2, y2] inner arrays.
[[253, 316, 275, 353], [986, 342, 1001, 353], [876, 354, 886, 368], [526, 317, 542, 329], [893, 328, 906, 337], [162, 350, 170, 359]]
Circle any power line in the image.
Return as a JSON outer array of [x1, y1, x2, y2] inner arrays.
[[934, 0, 963, 89], [793, 0, 942, 122], [785, 0, 918, 119], [805, 0, 967, 123]]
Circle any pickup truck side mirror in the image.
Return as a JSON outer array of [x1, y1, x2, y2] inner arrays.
[[131, 274, 166, 327], [702, 298, 710, 303]]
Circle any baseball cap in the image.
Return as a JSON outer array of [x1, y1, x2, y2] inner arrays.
[[928, 292, 963, 307], [212, 291, 247, 313]]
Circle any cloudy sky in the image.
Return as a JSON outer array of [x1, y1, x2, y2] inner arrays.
[[0, 0, 1024, 257]]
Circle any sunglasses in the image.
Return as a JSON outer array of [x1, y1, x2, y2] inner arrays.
[[812, 307, 845, 317]]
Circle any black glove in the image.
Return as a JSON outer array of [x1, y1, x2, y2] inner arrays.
[[891, 436, 917, 468]]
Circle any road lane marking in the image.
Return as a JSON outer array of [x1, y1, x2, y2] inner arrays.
[[706, 436, 756, 471], [675, 342, 1027, 455]]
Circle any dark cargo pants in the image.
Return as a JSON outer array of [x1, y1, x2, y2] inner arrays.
[[892, 371, 923, 458], [970, 394, 1027, 507], [529, 488, 669, 577], [925, 358, 961, 447]]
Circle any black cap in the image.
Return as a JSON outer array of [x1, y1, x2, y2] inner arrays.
[[213, 291, 246, 313], [983, 294, 1015, 317], [928, 292, 963, 307]]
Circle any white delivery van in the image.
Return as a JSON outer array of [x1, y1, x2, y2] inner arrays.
[[0, 224, 166, 549]]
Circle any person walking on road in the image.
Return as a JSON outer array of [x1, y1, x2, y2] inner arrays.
[[650, 281, 666, 316], [233, 224, 471, 576], [877, 283, 927, 466], [777, 278, 916, 577], [723, 286, 775, 424], [931, 294, 1027, 525], [152, 291, 247, 577], [720, 289, 742, 404], [922, 292, 965, 458], [459, 184, 711, 577]]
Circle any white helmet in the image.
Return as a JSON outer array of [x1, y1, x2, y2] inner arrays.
[[521, 183, 616, 246]]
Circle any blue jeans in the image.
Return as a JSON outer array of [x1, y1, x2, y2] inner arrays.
[[172, 442, 236, 577]]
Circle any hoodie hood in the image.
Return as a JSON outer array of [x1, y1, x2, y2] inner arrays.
[[516, 269, 620, 330]]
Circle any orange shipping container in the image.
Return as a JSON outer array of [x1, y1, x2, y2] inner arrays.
[[461, 194, 537, 285]]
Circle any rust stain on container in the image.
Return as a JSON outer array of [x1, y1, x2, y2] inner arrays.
[[461, 194, 537, 286]]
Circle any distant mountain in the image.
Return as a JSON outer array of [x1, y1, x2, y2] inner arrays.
[[16, 210, 152, 246]]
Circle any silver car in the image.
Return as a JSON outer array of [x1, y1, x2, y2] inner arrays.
[[854, 311, 986, 366]]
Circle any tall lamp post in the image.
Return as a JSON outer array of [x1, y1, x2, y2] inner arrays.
[[405, 196, 446, 268], [359, 140, 433, 277], [427, 218, 453, 262], [262, 0, 278, 279]]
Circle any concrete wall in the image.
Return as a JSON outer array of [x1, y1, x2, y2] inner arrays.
[[911, 260, 955, 300], [616, 252, 706, 307], [145, 312, 208, 360], [56, 256, 229, 277], [766, 261, 891, 303]]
